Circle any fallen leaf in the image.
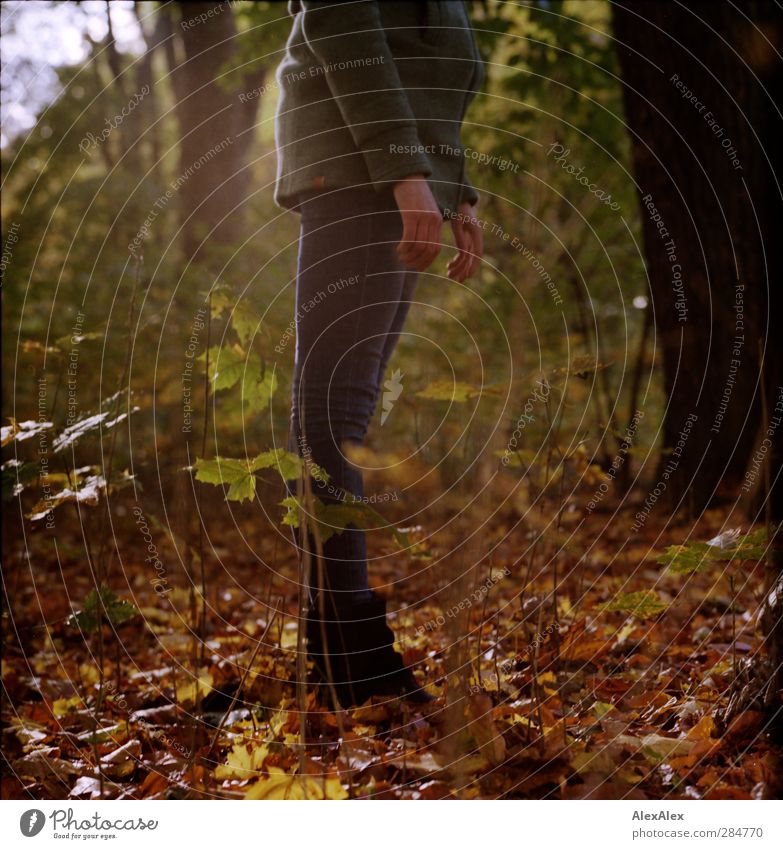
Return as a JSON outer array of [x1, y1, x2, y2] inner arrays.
[[215, 743, 270, 780], [724, 711, 764, 745], [176, 672, 214, 706], [687, 714, 716, 741], [244, 767, 347, 800], [70, 775, 102, 798]]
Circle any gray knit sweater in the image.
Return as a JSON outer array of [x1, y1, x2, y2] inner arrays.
[[274, 0, 484, 212]]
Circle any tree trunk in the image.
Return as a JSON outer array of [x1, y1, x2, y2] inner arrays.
[[158, 2, 267, 266], [611, 0, 781, 512], [613, 0, 783, 738]]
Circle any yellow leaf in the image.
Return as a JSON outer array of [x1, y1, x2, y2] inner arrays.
[[618, 767, 645, 784], [280, 625, 299, 649], [614, 620, 636, 646], [78, 664, 101, 684], [268, 707, 289, 738], [52, 696, 83, 717], [592, 701, 614, 720], [687, 714, 716, 742], [244, 767, 348, 800], [536, 671, 559, 695], [215, 743, 270, 780], [176, 671, 213, 706]]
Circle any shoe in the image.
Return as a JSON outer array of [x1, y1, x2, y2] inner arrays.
[[306, 591, 434, 709]]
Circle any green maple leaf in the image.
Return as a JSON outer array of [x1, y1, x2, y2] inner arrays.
[[279, 496, 367, 544], [251, 448, 327, 483], [69, 586, 139, 632], [242, 363, 277, 412], [252, 449, 303, 480], [205, 344, 246, 391], [279, 494, 409, 548], [600, 590, 667, 620], [210, 286, 259, 345], [192, 457, 256, 502]]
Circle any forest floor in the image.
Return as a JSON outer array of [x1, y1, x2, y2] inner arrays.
[[2, 498, 781, 800]]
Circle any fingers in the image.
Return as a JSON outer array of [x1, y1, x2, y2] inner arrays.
[[447, 219, 485, 282], [397, 210, 442, 271], [395, 195, 484, 280], [467, 221, 483, 278], [447, 221, 472, 281], [392, 176, 443, 271]]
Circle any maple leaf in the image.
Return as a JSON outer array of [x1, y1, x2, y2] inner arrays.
[[244, 767, 348, 800], [215, 743, 270, 780], [600, 589, 667, 620], [68, 586, 139, 632], [204, 344, 246, 390], [209, 285, 260, 345]]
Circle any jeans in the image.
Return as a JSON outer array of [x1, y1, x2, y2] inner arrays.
[[289, 186, 418, 606]]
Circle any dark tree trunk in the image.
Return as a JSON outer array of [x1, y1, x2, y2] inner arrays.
[[613, 0, 783, 740], [611, 0, 782, 512]]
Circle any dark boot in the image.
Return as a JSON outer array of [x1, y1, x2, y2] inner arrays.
[[306, 591, 434, 708]]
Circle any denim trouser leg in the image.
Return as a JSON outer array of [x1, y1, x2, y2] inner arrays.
[[289, 187, 418, 606]]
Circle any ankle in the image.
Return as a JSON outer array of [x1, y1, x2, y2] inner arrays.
[[308, 587, 373, 611]]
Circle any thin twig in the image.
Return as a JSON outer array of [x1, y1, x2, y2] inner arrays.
[[208, 602, 280, 753]]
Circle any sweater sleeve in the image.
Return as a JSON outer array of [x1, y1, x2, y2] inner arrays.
[[298, 0, 433, 186]]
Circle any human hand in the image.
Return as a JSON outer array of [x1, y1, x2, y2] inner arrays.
[[392, 174, 443, 271], [447, 201, 484, 282]]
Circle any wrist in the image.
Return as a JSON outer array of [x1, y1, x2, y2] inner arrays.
[[394, 173, 428, 189]]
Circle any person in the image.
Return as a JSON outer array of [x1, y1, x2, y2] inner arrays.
[[274, 0, 485, 707]]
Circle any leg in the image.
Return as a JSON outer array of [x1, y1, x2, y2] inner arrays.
[[371, 268, 419, 412], [289, 188, 416, 606]]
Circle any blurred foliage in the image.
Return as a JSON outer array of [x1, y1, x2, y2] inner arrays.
[[658, 527, 774, 575], [2, 0, 660, 534], [600, 589, 668, 620]]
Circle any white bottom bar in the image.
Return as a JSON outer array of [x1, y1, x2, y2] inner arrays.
[[2, 799, 781, 848]]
